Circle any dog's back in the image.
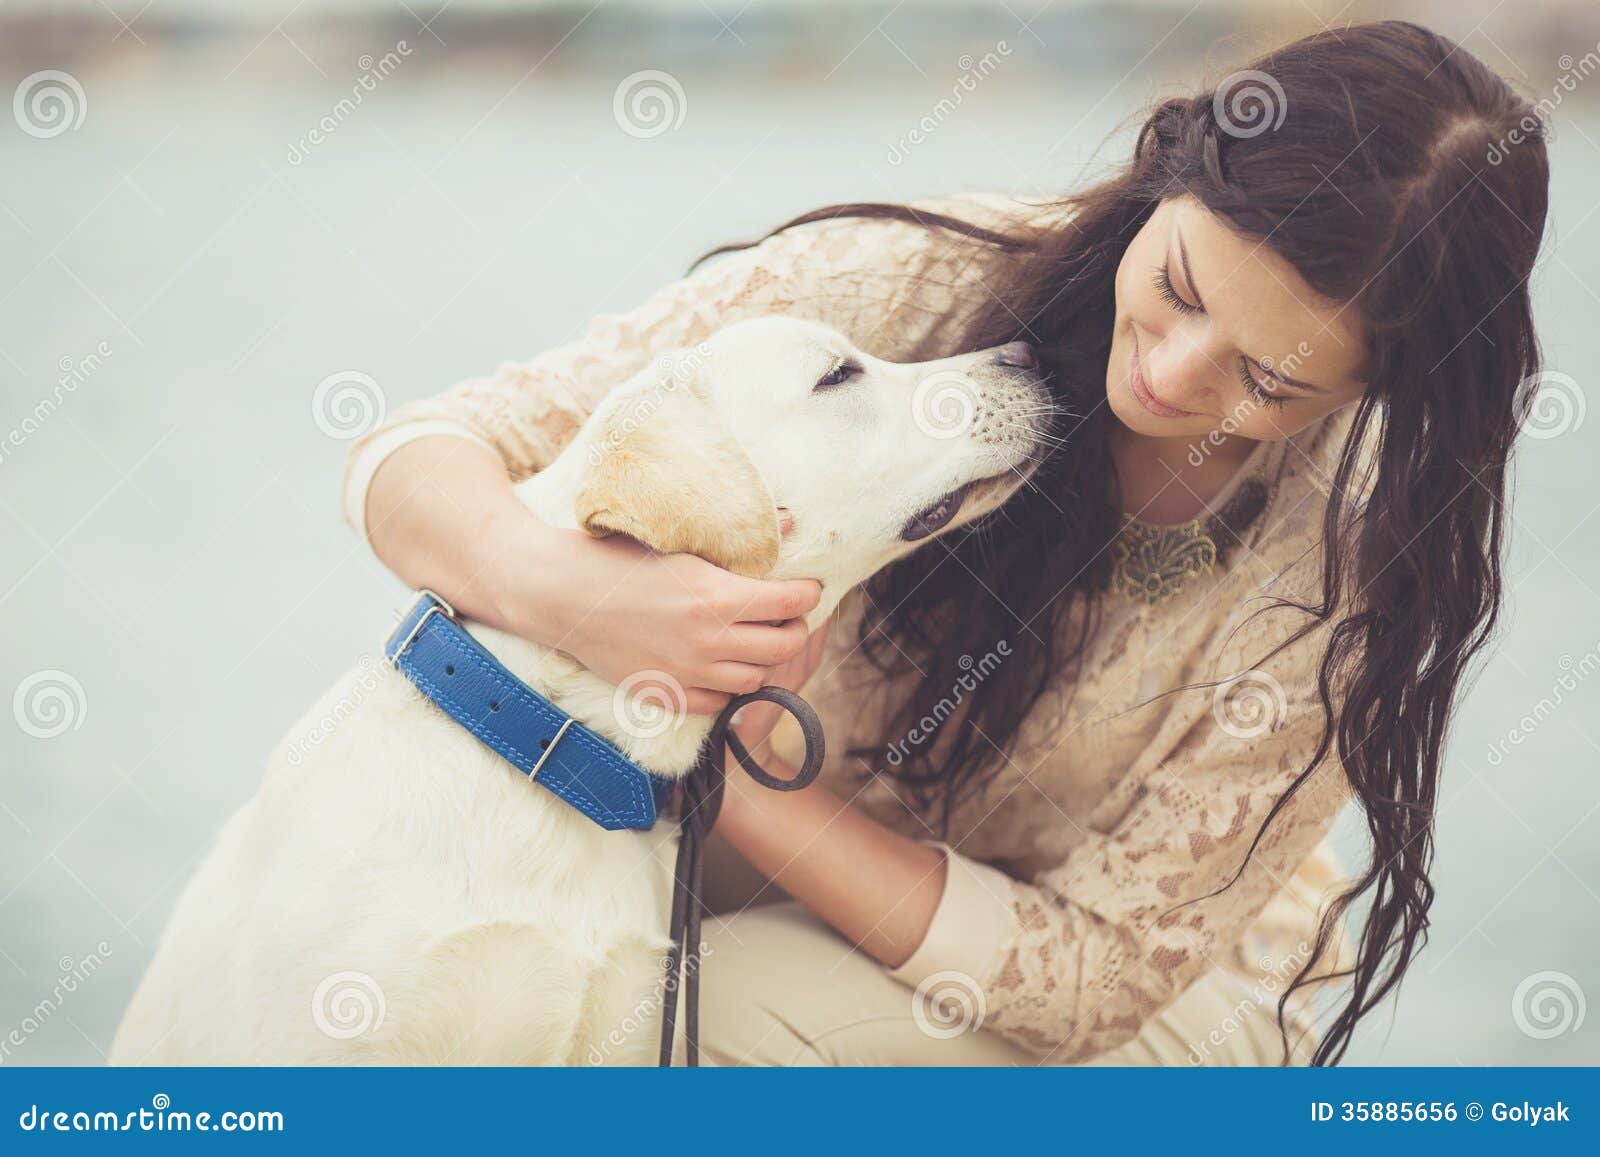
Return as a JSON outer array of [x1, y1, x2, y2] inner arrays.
[[110, 657, 680, 1066]]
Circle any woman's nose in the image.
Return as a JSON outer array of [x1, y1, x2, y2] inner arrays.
[[1147, 332, 1214, 405], [993, 341, 1037, 370]]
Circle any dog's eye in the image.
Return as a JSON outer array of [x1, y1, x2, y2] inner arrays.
[[815, 362, 859, 391]]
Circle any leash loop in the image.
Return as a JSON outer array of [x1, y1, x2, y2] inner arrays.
[[657, 686, 825, 1066]]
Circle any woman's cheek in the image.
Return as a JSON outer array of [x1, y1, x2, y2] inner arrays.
[[1237, 404, 1323, 442]]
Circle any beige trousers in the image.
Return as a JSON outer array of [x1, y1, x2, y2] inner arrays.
[[682, 832, 1317, 1067]]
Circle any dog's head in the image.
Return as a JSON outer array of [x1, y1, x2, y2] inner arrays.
[[572, 316, 1053, 615]]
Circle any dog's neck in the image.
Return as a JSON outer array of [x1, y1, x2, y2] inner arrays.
[[458, 616, 715, 780], [451, 448, 846, 782]]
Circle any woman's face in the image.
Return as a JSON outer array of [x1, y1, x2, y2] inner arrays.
[[1107, 196, 1368, 446]]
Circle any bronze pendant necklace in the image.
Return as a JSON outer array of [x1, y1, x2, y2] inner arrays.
[[1108, 444, 1287, 606]]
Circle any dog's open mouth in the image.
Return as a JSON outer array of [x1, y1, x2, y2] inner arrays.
[[900, 482, 973, 542]]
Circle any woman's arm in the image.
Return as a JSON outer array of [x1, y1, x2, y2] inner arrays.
[[363, 433, 547, 630], [719, 759, 948, 970], [718, 608, 1356, 1063], [361, 432, 821, 714], [710, 620, 947, 968]]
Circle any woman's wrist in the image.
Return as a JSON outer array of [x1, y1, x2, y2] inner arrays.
[[711, 743, 944, 969], [716, 709, 828, 839], [713, 742, 763, 837], [476, 500, 585, 649], [363, 434, 579, 650]]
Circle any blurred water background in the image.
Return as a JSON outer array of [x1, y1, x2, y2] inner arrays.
[[1, 0, 1597, 1065]]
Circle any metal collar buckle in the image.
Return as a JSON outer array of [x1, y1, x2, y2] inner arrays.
[[387, 588, 455, 666]]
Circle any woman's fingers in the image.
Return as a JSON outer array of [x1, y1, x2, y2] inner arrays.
[[700, 661, 773, 697], [721, 618, 811, 667], [683, 688, 734, 717], [677, 609, 836, 722], [729, 576, 822, 624]]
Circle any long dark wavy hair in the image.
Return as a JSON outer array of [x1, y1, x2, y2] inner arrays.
[[699, 21, 1550, 1064]]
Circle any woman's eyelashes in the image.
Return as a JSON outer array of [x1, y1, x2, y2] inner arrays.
[[1238, 360, 1288, 409], [1151, 263, 1201, 315], [814, 360, 860, 390], [1150, 263, 1290, 410]]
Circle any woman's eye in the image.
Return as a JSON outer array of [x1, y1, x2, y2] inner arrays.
[[1151, 264, 1202, 315], [815, 362, 858, 390], [1238, 360, 1288, 409]]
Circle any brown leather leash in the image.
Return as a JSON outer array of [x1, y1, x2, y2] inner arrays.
[[656, 686, 825, 1066]]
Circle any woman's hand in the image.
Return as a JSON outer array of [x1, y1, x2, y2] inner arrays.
[[364, 435, 821, 718], [728, 611, 835, 755], [501, 521, 822, 716]]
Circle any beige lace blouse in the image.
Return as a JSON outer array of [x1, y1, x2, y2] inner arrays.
[[342, 192, 1360, 1063]]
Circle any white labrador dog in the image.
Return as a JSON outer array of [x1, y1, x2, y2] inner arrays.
[[109, 316, 1050, 1066]]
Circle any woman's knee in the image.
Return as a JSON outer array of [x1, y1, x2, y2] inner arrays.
[[692, 904, 842, 1066], [691, 901, 1038, 1067]]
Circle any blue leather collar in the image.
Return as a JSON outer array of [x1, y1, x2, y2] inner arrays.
[[384, 590, 677, 831]]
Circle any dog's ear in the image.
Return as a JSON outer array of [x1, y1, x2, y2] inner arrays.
[[574, 377, 781, 579]]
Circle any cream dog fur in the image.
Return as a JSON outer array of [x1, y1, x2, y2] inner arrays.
[[108, 316, 1051, 1066]]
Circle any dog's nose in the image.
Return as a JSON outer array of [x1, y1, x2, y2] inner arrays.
[[994, 341, 1037, 370]]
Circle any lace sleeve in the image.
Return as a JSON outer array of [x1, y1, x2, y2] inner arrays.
[[888, 604, 1354, 1063]]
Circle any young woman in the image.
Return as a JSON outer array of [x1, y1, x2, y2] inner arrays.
[[346, 21, 1550, 1065]]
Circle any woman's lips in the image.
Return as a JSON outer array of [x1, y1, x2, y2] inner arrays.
[[1129, 334, 1194, 419]]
